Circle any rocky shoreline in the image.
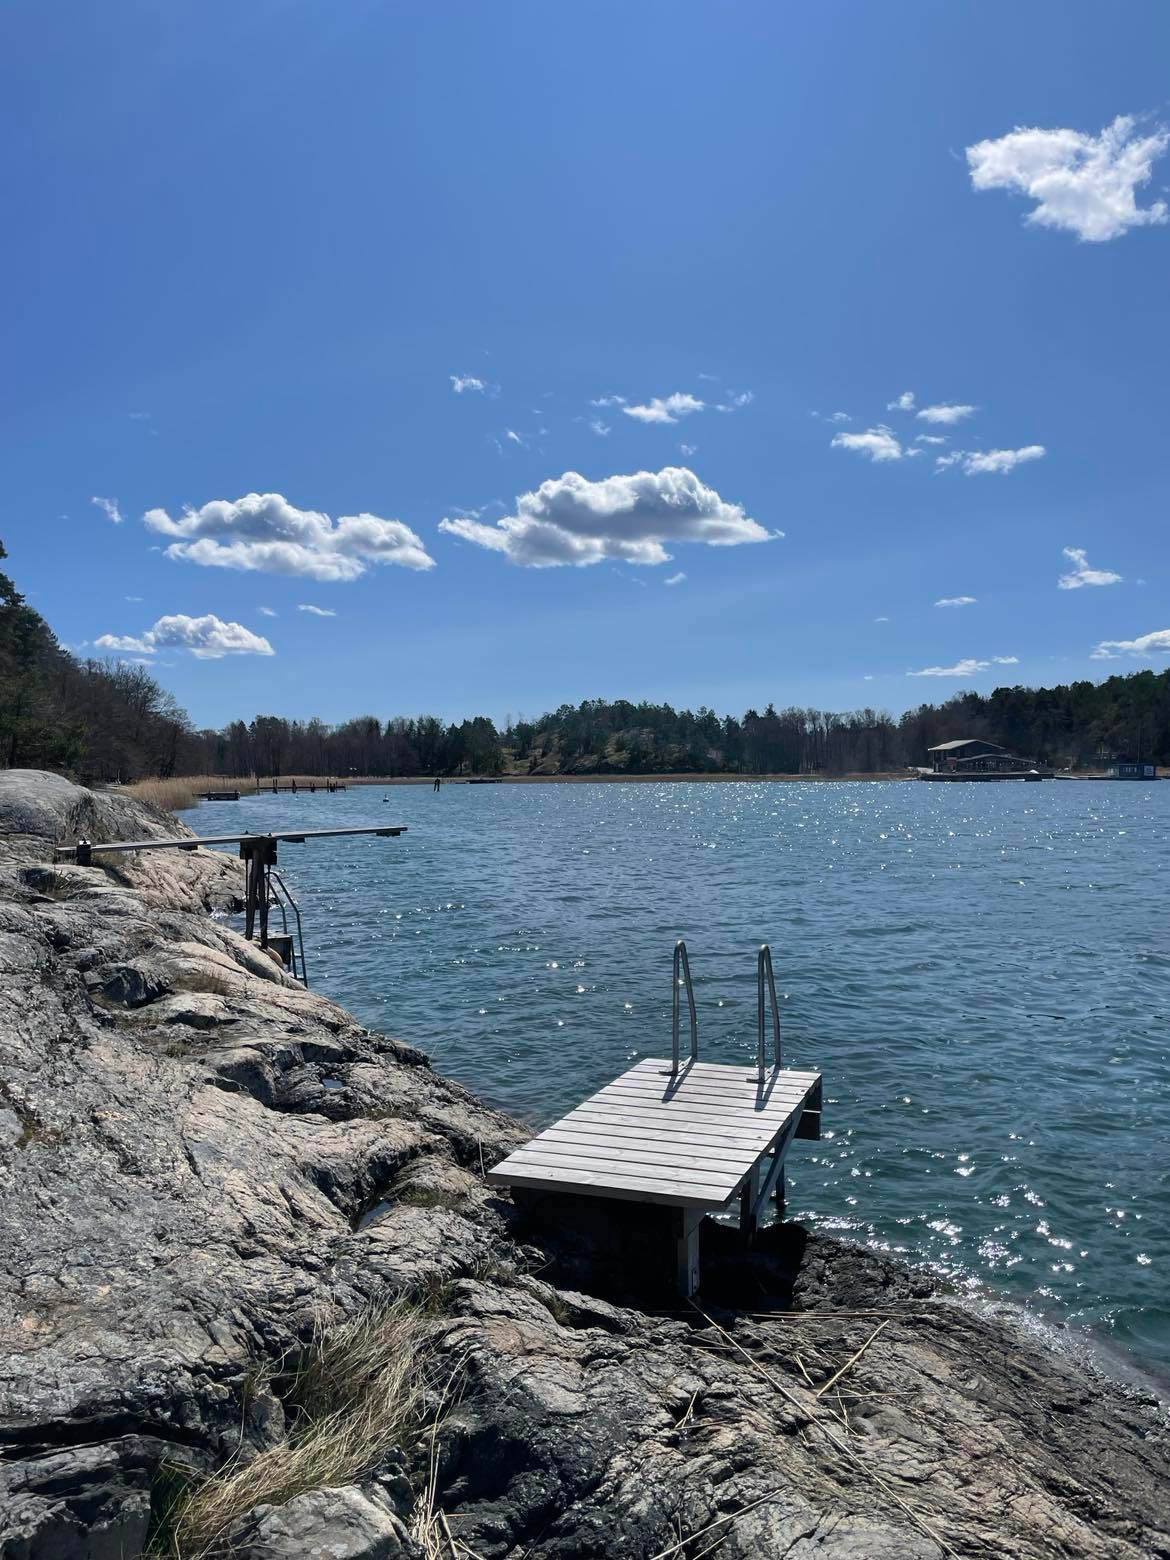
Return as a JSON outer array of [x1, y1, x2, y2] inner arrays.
[[1, 770, 1167, 1560]]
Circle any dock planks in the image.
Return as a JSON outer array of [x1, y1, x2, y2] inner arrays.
[[487, 1057, 822, 1212]]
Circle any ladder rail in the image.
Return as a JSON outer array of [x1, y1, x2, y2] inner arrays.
[[756, 943, 782, 1081], [670, 939, 698, 1074], [268, 867, 309, 986]]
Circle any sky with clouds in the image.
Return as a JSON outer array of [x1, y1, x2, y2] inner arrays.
[[1, 1, 1167, 727]]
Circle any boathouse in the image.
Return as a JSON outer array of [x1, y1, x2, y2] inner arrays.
[[1110, 760, 1157, 779], [927, 738, 1037, 774]]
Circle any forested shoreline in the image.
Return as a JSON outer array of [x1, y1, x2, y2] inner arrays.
[[3, 542, 1167, 781]]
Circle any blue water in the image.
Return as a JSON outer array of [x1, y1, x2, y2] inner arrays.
[[183, 780, 1170, 1373]]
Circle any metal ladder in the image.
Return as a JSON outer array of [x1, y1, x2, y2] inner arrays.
[[669, 939, 783, 1083]]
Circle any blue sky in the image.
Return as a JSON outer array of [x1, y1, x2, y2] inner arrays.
[[2, 0, 1168, 730]]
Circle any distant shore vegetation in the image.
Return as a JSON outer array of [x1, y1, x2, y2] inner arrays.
[[2, 541, 1166, 784]]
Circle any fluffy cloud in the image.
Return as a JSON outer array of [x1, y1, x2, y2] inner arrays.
[[450, 374, 486, 393], [438, 466, 771, 568], [95, 613, 274, 659], [966, 115, 1169, 242], [887, 391, 916, 411], [144, 492, 435, 580], [92, 495, 124, 525], [936, 446, 1045, 476], [935, 595, 977, 608], [623, 392, 705, 425], [297, 603, 336, 617], [917, 403, 976, 425], [908, 655, 1017, 677], [1058, 546, 1122, 589], [1091, 627, 1170, 659], [916, 434, 947, 446], [831, 425, 903, 462]]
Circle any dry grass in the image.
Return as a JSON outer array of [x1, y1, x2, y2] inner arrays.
[[159, 1301, 438, 1558], [124, 777, 213, 812]]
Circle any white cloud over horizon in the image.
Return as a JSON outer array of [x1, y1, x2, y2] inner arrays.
[[1058, 546, 1122, 589], [623, 392, 705, 425], [908, 655, 1019, 677], [438, 466, 773, 568], [91, 495, 124, 525], [95, 613, 274, 659], [1091, 627, 1170, 659], [966, 114, 1170, 242], [831, 425, 904, 462], [144, 492, 435, 580], [936, 445, 1046, 476], [917, 403, 976, 425]]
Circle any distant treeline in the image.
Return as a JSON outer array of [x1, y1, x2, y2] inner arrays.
[[2, 541, 1167, 782]]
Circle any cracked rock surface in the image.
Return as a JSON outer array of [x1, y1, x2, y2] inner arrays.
[[1, 770, 1167, 1559]]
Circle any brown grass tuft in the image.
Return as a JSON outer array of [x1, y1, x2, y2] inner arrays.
[[160, 1301, 437, 1558]]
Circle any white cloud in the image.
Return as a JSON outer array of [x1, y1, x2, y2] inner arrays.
[[828, 411, 851, 423], [959, 445, 1045, 475], [715, 390, 753, 412], [916, 434, 947, 446], [935, 595, 977, 608], [438, 466, 771, 568], [92, 495, 124, 525], [589, 419, 611, 437], [95, 613, 274, 660], [1058, 546, 1122, 590], [664, 571, 687, 586], [966, 114, 1170, 242], [623, 392, 705, 425], [258, 606, 277, 617], [936, 446, 1045, 476], [1091, 627, 1170, 659], [504, 429, 524, 445], [679, 442, 697, 456], [917, 403, 976, 425], [874, 615, 890, 623], [908, 655, 1017, 678], [591, 394, 627, 408], [887, 391, 916, 411], [832, 425, 903, 462], [124, 594, 143, 603], [297, 603, 336, 617], [450, 374, 486, 394], [143, 492, 435, 580]]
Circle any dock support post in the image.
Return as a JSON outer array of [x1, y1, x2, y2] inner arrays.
[[675, 1207, 702, 1296], [739, 1162, 762, 1243]]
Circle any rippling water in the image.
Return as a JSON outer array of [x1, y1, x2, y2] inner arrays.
[[183, 779, 1170, 1372]]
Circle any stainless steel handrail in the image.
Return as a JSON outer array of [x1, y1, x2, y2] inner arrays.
[[756, 943, 782, 1082], [269, 867, 309, 987], [670, 939, 698, 1074]]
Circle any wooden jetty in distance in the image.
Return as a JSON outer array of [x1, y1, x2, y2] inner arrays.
[[487, 942, 822, 1296], [252, 780, 347, 794], [198, 789, 241, 801]]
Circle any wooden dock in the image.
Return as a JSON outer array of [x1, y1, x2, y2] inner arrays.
[[488, 969, 822, 1297]]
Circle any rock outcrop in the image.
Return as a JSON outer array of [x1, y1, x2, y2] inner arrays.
[[1, 771, 1167, 1559]]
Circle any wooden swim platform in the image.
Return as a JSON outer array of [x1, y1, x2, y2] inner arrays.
[[488, 941, 822, 1295]]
